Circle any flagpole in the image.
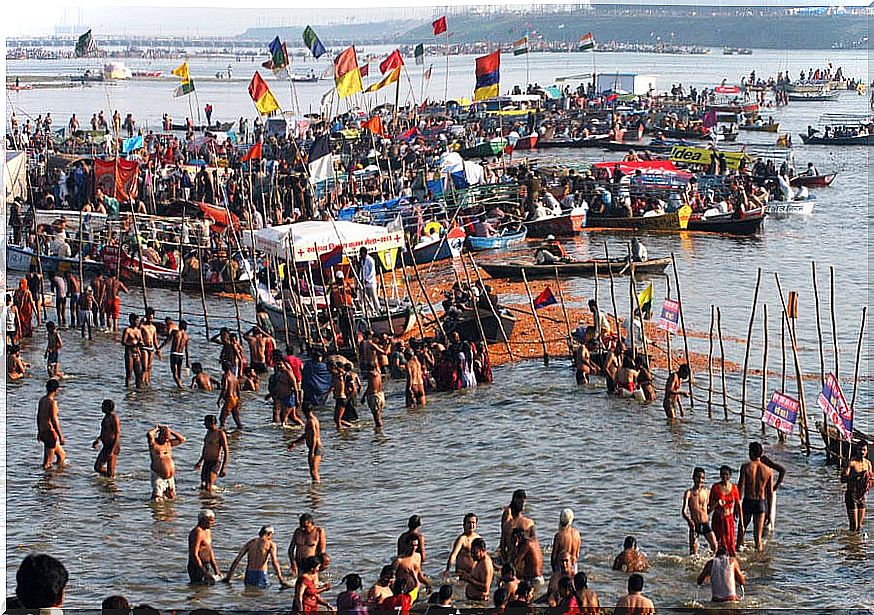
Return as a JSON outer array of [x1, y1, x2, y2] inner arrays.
[[443, 30, 450, 111], [525, 34, 530, 90]]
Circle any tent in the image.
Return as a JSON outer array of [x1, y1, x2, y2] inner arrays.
[[5, 151, 28, 203], [251, 220, 405, 265]]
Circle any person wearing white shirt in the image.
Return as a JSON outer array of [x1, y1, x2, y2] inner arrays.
[[358, 247, 380, 315]]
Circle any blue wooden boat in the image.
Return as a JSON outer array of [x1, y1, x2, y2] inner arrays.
[[466, 225, 527, 251]]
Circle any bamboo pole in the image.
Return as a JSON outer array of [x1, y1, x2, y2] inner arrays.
[[850, 306, 867, 411], [197, 245, 211, 340], [740, 267, 762, 423], [631, 271, 650, 364], [554, 267, 574, 357], [829, 266, 840, 381], [127, 207, 150, 311], [399, 250, 425, 340], [812, 262, 825, 386], [626, 247, 637, 360], [665, 275, 673, 373], [276, 257, 291, 351], [411, 257, 448, 341], [177, 206, 185, 321], [761, 304, 769, 434], [781, 315, 787, 393], [670, 253, 694, 411], [603, 243, 621, 346], [459, 256, 490, 363], [775, 273, 810, 455], [378, 268, 396, 337], [708, 304, 715, 418], [318, 264, 340, 351], [468, 254, 514, 360], [717, 306, 728, 419], [522, 269, 549, 366]]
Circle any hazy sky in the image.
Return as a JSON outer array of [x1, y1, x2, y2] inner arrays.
[[4, 0, 869, 37]]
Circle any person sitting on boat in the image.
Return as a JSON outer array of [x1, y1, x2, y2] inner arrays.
[[804, 162, 818, 176], [473, 218, 497, 238], [630, 238, 648, 263], [543, 191, 564, 217], [535, 235, 570, 265], [416, 226, 441, 248]]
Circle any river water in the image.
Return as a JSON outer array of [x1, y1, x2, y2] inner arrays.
[[4, 49, 872, 610]]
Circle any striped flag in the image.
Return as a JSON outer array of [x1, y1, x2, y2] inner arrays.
[[308, 133, 333, 185], [302, 26, 326, 59], [75, 29, 96, 57], [334, 46, 363, 98], [262, 36, 289, 72], [513, 35, 529, 56], [173, 79, 195, 97], [534, 286, 558, 309], [474, 51, 500, 101], [579, 32, 595, 51], [248, 72, 281, 116], [414, 43, 425, 65], [366, 67, 401, 93]]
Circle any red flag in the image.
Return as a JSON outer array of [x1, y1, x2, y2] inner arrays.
[[241, 141, 262, 162], [432, 16, 447, 35], [360, 62, 370, 78], [533, 286, 558, 310], [379, 49, 404, 74], [93, 158, 140, 201], [362, 116, 384, 136]]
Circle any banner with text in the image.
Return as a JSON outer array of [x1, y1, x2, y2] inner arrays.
[[762, 391, 799, 435]]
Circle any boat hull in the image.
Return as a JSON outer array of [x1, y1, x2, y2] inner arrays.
[[7, 245, 104, 276], [790, 173, 836, 187], [526, 213, 586, 237], [445, 308, 517, 342], [799, 133, 874, 146], [587, 212, 680, 231], [479, 257, 672, 280], [409, 227, 466, 265], [466, 228, 528, 251], [687, 211, 765, 234]]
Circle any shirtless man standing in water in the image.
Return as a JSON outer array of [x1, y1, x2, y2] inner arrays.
[[289, 513, 328, 577], [738, 441, 773, 552], [551, 509, 581, 573], [121, 314, 144, 387], [445, 513, 480, 580], [663, 363, 690, 419], [194, 415, 229, 493], [405, 349, 426, 408], [363, 365, 385, 430], [218, 360, 242, 429], [682, 467, 718, 555], [161, 320, 190, 388], [188, 509, 221, 585], [465, 538, 493, 602], [224, 525, 290, 588], [148, 424, 186, 501], [140, 307, 160, 385], [289, 405, 324, 483], [92, 399, 120, 477], [37, 378, 66, 469]]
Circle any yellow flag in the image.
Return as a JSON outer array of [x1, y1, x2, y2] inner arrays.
[[678, 204, 693, 230], [254, 89, 281, 115], [637, 282, 653, 319], [365, 67, 400, 93], [171, 62, 190, 83]]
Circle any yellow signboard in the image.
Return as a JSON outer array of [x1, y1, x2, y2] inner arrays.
[[669, 146, 750, 170]]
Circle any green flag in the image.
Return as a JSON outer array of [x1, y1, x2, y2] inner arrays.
[[75, 29, 95, 57], [173, 79, 196, 97], [414, 43, 424, 65]]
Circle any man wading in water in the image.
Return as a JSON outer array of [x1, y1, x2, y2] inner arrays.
[[194, 415, 228, 494], [92, 399, 120, 477], [738, 441, 773, 552], [662, 363, 690, 419], [682, 467, 718, 555], [224, 525, 290, 588], [148, 424, 185, 501], [37, 378, 66, 470]]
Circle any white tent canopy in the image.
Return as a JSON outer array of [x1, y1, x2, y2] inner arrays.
[[5, 151, 28, 203], [250, 220, 405, 263]]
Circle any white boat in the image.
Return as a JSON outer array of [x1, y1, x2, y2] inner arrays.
[[765, 195, 816, 216]]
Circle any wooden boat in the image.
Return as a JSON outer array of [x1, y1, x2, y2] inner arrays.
[[817, 421, 872, 464], [466, 226, 527, 251], [444, 306, 517, 342], [290, 74, 319, 83], [6, 83, 33, 91], [512, 135, 538, 150], [459, 138, 508, 159], [739, 122, 780, 133], [587, 212, 680, 231], [788, 91, 839, 102], [7, 245, 104, 276], [799, 133, 874, 146], [525, 210, 586, 237], [687, 207, 766, 234], [790, 172, 836, 188], [603, 139, 687, 153], [409, 226, 466, 265], [262, 297, 417, 339], [170, 121, 235, 132], [765, 195, 816, 216], [479, 257, 672, 280]]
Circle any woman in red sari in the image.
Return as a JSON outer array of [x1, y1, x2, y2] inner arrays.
[[13, 278, 37, 339], [709, 465, 742, 556]]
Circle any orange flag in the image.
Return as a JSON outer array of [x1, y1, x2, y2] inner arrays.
[[362, 116, 384, 136]]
